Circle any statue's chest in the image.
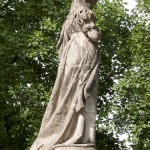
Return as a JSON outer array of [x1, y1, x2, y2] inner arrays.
[[66, 34, 96, 66]]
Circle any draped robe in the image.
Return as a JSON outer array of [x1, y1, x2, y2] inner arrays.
[[30, 7, 100, 150]]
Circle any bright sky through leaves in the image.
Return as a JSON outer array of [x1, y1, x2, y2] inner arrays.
[[123, 0, 137, 11]]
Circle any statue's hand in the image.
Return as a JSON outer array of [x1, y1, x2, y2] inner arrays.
[[86, 27, 100, 42], [83, 21, 100, 42]]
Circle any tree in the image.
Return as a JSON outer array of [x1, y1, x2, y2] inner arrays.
[[0, 0, 70, 149], [0, 0, 149, 149], [100, 0, 150, 149]]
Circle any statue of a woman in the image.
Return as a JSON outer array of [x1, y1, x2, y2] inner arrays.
[[30, 0, 100, 149]]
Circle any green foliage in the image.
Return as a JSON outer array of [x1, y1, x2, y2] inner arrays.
[[95, 0, 133, 119], [0, 0, 70, 149], [100, 0, 150, 149], [96, 130, 125, 150], [0, 0, 149, 149], [110, 13, 150, 149]]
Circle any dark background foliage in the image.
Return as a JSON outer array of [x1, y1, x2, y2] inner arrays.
[[0, 0, 149, 149]]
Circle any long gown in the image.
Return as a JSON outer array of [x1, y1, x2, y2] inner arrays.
[[30, 6, 100, 150]]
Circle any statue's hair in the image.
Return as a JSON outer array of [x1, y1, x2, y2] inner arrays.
[[57, 0, 97, 57]]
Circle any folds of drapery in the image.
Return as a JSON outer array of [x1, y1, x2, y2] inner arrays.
[[30, 32, 99, 150]]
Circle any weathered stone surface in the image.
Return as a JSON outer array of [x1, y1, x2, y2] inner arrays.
[[55, 147, 96, 150], [54, 144, 96, 150], [30, 0, 100, 149]]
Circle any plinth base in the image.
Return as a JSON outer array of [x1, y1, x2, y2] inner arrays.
[[54, 144, 96, 150]]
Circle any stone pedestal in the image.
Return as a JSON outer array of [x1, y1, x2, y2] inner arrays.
[[54, 144, 96, 150]]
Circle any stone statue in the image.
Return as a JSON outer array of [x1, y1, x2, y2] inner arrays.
[[30, 0, 100, 149]]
